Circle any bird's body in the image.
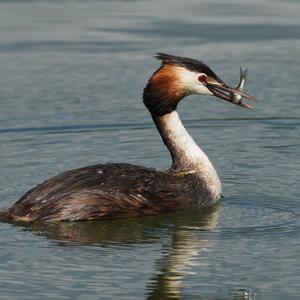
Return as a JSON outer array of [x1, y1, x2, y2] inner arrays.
[[0, 53, 255, 223], [4, 164, 213, 222]]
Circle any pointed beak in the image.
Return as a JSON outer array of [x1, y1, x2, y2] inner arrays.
[[206, 83, 257, 109]]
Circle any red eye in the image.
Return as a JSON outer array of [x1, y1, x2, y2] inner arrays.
[[198, 75, 207, 83]]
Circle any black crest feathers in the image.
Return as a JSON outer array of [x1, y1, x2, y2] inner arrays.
[[155, 53, 223, 82]]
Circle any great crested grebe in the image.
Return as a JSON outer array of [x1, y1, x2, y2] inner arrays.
[[0, 53, 255, 223]]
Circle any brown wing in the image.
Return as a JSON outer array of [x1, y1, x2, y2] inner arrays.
[[7, 163, 207, 222]]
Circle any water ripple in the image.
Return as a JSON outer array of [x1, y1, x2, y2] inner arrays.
[[100, 22, 300, 42], [216, 197, 299, 237], [1, 116, 299, 135]]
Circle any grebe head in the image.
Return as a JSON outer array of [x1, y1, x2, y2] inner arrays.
[[143, 53, 256, 115]]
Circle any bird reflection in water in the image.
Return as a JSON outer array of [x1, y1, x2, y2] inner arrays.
[[19, 205, 254, 300]]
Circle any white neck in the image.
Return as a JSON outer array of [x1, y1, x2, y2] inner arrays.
[[153, 111, 221, 199]]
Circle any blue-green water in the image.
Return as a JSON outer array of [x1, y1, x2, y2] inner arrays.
[[0, 0, 300, 299]]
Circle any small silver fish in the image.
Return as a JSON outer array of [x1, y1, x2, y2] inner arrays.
[[231, 67, 248, 105]]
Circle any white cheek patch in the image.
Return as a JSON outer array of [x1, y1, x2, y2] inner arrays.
[[175, 67, 213, 96], [194, 84, 213, 96]]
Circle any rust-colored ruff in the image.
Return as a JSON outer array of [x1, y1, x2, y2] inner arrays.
[[143, 65, 186, 116]]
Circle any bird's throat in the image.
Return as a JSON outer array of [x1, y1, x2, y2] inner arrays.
[[152, 111, 221, 198]]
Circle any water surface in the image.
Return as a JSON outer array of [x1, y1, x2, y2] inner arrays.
[[0, 0, 300, 299]]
